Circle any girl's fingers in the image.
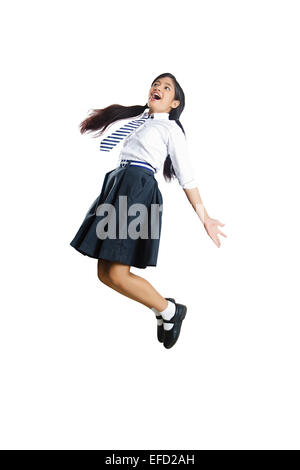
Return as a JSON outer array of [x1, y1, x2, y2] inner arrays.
[[214, 235, 220, 247], [208, 228, 222, 246], [219, 231, 227, 237]]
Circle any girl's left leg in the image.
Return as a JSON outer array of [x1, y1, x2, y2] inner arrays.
[[97, 259, 168, 312]]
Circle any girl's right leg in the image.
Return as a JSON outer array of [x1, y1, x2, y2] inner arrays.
[[97, 259, 168, 312]]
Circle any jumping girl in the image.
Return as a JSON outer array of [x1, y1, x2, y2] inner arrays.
[[70, 72, 227, 349]]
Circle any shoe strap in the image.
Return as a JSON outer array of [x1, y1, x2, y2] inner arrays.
[[163, 317, 176, 324]]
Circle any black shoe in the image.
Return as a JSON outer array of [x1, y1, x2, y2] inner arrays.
[[163, 303, 187, 349], [157, 297, 175, 343]]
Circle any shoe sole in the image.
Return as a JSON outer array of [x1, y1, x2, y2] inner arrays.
[[164, 304, 187, 349]]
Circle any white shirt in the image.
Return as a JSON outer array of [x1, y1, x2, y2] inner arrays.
[[110, 109, 198, 189]]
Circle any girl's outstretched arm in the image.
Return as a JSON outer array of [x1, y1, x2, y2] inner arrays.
[[183, 187, 227, 248]]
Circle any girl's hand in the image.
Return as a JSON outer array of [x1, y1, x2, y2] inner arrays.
[[203, 217, 227, 247]]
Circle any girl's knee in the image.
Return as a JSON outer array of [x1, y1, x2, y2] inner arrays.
[[98, 270, 109, 285], [97, 260, 128, 288], [106, 264, 129, 288], [97, 260, 110, 285]]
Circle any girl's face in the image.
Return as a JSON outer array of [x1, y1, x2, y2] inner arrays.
[[148, 77, 180, 114]]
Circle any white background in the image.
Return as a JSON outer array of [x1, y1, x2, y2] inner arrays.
[[1, 0, 299, 450]]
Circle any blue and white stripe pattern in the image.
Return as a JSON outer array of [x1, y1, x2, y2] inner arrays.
[[119, 159, 156, 173], [100, 112, 149, 152]]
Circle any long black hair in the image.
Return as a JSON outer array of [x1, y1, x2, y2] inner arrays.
[[80, 73, 186, 183]]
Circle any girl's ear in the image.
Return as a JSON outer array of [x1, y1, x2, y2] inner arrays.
[[172, 100, 180, 110]]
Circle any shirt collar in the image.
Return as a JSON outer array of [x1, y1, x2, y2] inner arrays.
[[142, 109, 170, 120]]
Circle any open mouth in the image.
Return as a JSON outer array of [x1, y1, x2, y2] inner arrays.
[[151, 93, 161, 101]]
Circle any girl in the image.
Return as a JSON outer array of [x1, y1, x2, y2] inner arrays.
[[70, 73, 226, 349]]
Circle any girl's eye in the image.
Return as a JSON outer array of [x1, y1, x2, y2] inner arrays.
[[153, 83, 170, 90], [152, 83, 171, 91]]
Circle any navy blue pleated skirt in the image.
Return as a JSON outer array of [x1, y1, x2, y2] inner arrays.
[[70, 163, 163, 269]]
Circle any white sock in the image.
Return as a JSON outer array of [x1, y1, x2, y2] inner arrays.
[[151, 307, 163, 326], [158, 300, 176, 331]]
